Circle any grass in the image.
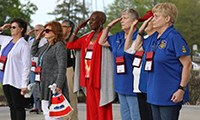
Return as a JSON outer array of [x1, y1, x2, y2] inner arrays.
[[0, 82, 4, 96]]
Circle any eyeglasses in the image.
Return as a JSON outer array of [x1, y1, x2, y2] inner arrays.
[[10, 26, 16, 29], [44, 28, 53, 33], [62, 26, 70, 28]]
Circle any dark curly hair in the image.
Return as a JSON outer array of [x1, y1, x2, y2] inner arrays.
[[10, 18, 27, 37], [44, 21, 65, 45]]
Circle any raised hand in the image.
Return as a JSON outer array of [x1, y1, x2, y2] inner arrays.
[[27, 29, 35, 36], [107, 18, 122, 28], [78, 18, 90, 29], [139, 17, 153, 34], [35, 29, 45, 41], [0, 24, 11, 31], [130, 20, 138, 33]]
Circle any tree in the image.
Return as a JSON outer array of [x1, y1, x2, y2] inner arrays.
[[48, 0, 91, 36], [0, 0, 38, 35], [104, 0, 154, 34]]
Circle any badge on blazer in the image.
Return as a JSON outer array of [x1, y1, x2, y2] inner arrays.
[[158, 40, 167, 49]]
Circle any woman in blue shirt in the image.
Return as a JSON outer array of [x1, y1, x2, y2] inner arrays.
[[134, 3, 192, 120], [99, 8, 141, 120]]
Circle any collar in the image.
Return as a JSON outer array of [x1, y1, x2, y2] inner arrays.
[[158, 25, 174, 39], [117, 28, 139, 42]]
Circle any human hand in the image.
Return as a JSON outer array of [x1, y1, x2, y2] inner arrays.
[[130, 20, 138, 32], [0, 24, 11, 31], [27, 29, 34, 36], [56, 87, 62, 94], [138, 17, 153, 34], [21, 88, 29, 96], [35, 29, 45, 41], [107, 18, 122, 28], [171, 89, 185, 103], [78, 18, 90, 29]]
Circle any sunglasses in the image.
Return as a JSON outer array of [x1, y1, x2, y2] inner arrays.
[[44, 29, 53, 33], [10, 26, 16, 29]]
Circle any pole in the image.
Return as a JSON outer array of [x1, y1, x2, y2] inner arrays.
[[154, 0, 157, 6], [3, 0, 5, 24], [83, 0, 86, 34]]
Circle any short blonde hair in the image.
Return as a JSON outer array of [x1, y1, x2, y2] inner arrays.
[[152, 2, 178, 24], [121, 8, 139, 21]]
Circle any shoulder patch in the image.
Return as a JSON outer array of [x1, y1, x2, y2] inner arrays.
[[182, 45, 187, 53]]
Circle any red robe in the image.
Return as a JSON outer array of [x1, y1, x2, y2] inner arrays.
[[66, 31, 102, 88]]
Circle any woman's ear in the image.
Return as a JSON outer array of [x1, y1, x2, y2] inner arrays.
[[165, 15, 171, 23], [20, 27, 24, 33]]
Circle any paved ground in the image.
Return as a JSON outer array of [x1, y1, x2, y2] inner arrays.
[[0, 104, 200, 120]]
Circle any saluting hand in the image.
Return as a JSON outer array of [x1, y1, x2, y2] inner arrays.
[[27, 29, 35, 36], [0, 24, 11, 31], [35, 29, 45, 41], [107, 18, 122, 28], [78, 18, 90, 29], [138, 16, 153, 34]]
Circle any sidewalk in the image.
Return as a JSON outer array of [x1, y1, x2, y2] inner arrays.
[[0, 104, 200, 120]]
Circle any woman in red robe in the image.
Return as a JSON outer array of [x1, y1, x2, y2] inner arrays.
[[66, 11, 113, 120]]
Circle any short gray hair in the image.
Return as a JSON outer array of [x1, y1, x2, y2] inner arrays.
[[121, 8, 139, 20], [35, 24, 44, 30], [62, 20, 75, 31]]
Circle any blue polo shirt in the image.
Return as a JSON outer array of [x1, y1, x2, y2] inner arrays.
[[142, 25, 190, 105], [107, 29, 138, 96]]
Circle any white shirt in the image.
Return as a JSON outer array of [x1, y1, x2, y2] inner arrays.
[[0, 35, 31, 89], [125, 35, 149, 93]]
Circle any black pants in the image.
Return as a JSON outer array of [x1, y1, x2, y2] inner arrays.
[[137, 93, 153, 120], [3, 85, 26, 120]]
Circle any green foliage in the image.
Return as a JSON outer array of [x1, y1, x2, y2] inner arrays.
[[104, 0, 154, 34], [48, 0, 91, 37], [0, 82, 3, 96], [0, 0, 38, 35], [189, 70, 200, 105]]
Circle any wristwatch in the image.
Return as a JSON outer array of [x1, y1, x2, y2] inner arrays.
[[178, 85, 187, 91]]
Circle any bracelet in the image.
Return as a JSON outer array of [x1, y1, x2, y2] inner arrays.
[[72, 33, 76, 36]]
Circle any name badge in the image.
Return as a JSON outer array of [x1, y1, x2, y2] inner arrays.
[[144, 51, 154, 71], [31, 61, 36, 72], [132, 51, 144, 68], [35, 73, 41, 82], [115, 57, 126, 74], [0, 55, 7, 71], [85, 50, 93, 60]]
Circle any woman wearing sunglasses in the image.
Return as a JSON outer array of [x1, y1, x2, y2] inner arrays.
[[0, 18, 31, 120], [31, 21, 69, 120]]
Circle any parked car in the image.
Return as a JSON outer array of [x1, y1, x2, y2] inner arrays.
[[192, 62, 199, 71]]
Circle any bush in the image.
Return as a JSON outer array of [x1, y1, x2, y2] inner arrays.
[[188, 70, 200, 105]]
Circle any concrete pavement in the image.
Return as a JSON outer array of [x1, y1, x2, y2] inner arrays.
[[0, 104, 200, 120]]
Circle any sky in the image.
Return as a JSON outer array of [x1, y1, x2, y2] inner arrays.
[[20, 0, 114, 27]]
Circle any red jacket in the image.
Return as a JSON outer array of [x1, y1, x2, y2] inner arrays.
[[66, 30, 103, 88]]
